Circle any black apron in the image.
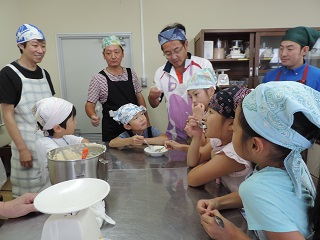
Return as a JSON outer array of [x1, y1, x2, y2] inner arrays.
[[101, 68, 138, 141]]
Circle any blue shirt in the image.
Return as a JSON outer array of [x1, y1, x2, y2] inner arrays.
[[118, 126, 162, 138], [263, 63, 320, 91], [239, 166, 313, 238]]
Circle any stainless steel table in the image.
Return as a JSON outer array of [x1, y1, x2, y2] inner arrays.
[[0, 147, 257, 240]]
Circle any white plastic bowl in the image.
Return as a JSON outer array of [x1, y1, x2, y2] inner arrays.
[[144, 146, 168, 157]]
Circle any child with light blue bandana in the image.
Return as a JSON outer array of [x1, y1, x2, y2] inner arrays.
[[109, 103, 168, 149], [187, 68, 219, 122], [197, 81, 320, 240], [165, 68, 219, 151]]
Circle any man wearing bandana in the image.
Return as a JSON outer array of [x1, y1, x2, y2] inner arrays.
[[0, 24, 55, 197], [86, 35, 149, 144], [263, 26, 320, 91], [148, 23, 213, 143]]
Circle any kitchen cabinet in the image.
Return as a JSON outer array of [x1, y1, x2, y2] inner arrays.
[[194, 28, 320, 88]]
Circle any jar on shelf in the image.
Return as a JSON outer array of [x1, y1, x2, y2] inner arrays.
[[213, 38, 227, 59]]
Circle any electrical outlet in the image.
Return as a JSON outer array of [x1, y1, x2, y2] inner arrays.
[[141, 77, 148, 87]]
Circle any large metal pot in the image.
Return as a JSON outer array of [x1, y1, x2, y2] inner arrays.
[[47, 143, 108, 184]]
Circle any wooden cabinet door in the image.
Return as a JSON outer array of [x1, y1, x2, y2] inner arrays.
[[253, 30, 286, 87]]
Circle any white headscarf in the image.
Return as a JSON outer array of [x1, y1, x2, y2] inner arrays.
[[32, 97, 73, 134], [16, 24, 45, 44]]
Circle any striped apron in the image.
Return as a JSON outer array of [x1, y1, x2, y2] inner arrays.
[[7, 64, 52, 198]]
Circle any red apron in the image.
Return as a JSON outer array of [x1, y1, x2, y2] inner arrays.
[[275, 65, 309, 84]]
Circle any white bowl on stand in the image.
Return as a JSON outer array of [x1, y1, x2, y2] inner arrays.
[[34, 178, 110, 240]]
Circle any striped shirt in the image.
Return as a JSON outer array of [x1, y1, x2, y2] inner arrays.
[[87, 68, 142, 104]]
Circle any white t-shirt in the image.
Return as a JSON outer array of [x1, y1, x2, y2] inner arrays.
[[35, 135, 84, 190]]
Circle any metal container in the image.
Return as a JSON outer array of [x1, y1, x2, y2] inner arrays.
[[47, 143, 108, 184]]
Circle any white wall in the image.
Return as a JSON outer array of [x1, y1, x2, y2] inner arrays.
[[1, 0, 320, 142]]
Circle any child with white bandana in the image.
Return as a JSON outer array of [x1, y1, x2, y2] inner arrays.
[[32, 97, 89, 190], [197, 81, 320, 240], [109, 103, 168, 149]]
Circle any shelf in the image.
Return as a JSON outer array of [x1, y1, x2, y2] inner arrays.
[[209, 58, 249, 62], [195, 27, 320, 89]]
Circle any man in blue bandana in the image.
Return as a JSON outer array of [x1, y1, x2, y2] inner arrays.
[[263, 26, 320, 91], [0, 24, 55, 197], [148, 23, 213, 143]]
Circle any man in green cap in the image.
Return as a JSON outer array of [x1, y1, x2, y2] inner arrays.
[[263, 26, 320, 91]]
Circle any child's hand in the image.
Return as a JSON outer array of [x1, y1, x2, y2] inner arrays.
[[185, 115, 203, 138], [201, 210, 240, 240], [197, 199, 218, 216], [164, 140, 182, 150], [131, 135, 144, 146], [192, 103, 205, 122]]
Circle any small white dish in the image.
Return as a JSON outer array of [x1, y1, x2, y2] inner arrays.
[[34, 178, 110, 214], [226, 53, 246, 59], [144, 146, 168, 157]]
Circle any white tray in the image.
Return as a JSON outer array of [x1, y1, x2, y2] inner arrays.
[[226, 54, 246, 59]]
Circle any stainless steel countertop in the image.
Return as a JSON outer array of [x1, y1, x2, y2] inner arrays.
[[0, 147, 257, 240]]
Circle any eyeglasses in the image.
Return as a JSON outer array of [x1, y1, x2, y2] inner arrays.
[[163, 45, 185, 58]]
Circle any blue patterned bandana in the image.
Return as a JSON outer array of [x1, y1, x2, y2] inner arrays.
[[16, 24, 45, 44], [243, 81, 320, 199], [113, 103, 146, 125], [158, 27, 187, 46]]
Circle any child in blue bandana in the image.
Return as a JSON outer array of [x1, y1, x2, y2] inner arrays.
[[109, 103, 168, 149], [165, 68, 219, 152], [197, 81, 320, 240]]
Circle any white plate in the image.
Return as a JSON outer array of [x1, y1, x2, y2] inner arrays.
[[34, 178, 110, 214], [144, 146, 168, 157], [226, 54, 246, 59]]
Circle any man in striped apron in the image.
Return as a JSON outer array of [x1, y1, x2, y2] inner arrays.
[[0, 24, 55, 197]]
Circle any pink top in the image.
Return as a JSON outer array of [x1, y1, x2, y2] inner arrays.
[[216, 142, 253, 192]]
